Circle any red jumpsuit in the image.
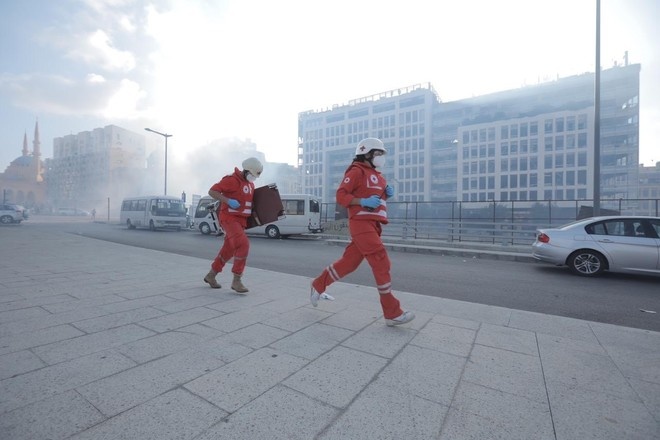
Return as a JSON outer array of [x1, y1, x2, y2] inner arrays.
[[209, 167, 254, 276], [311, 161, 403, 319]]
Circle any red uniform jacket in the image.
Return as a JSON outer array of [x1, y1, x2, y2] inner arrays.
[[209, 167, 255, 227], [336, 162, 388, 224]]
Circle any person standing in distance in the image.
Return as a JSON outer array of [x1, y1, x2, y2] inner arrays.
[[203, 157, 263, 293], [310, 138, 415, 326]]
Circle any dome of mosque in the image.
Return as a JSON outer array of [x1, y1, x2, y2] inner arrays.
[[12, 156, 34, 166]]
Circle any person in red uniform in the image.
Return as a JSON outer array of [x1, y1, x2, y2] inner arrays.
[[310, 138, 415, 326], [203, 157, 263, 293]]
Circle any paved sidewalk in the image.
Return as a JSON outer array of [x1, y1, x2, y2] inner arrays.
[[0, 226, 658, 439]]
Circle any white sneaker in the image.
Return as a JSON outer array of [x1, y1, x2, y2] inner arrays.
[[385, 311, 416, 327], [320, 293, 335, 301], [310, 285, 321, 307]]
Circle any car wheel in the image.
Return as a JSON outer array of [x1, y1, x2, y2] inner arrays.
[[266, 225, 280, 239], [126, 219, 135, 229], [199, 222, 211, 235], [149, 220, 156, 231], [568, 250, 606, 277], [0, 215, 13, 224]]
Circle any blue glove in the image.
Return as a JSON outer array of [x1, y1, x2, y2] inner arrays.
[[385, 184, 394, 197], [360, 195, 381, 209], [227, 199, 240, 209]]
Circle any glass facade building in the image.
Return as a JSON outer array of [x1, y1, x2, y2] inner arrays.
[[298, 64, 641, 203]]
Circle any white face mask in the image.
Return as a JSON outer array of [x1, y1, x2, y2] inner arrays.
[[372, 155, 386, 168], [246, 173, 257, 183]]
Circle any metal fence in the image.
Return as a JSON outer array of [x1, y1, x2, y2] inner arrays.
[[320, 198, 660, 245]]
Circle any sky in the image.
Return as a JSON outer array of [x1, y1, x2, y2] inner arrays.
[[1, 0, 658, 197]]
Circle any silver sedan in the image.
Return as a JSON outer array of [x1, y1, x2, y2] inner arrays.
[[532, 216, 660, 277]]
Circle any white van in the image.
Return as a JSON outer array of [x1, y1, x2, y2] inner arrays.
[[194, 194, 323, 238], [194, 196, 223, 235], [120, 195, 187, 231]]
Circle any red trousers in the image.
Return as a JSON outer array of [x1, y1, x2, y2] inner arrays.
[[211, 219, 249, 275], [312, 220, 403, 319]]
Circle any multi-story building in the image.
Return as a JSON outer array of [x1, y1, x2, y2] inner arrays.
[[457, 109, 594, 202], [47, 125, 145, 211], [298, 64, 641, 204], [433, 63, 640, 201], [298, 84, 437, 203]]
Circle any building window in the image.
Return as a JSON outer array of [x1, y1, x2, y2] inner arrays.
[[566, 116, 576, 131], [578, 114, 587, 130], [544, 119, 553, 133], [544, 137, 553, 151], [530, 122, 538, 136], [578, 170, 587, 185], [544, 172, 552, 185], [501, 126, 509, 140], [578, 152, 587, 166]]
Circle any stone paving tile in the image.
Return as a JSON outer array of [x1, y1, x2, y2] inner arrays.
[[439, 381, 555, 440], [202, 307, 278, 333], [508, 309, 599, 343], [195, 385, 338, 440], [0, 390, 105, 440], [0, 306, 52, 325], [321, 379, 448, 440], [261, 307, 333, 332], [70, 388, 227, 440], [410, 321, 477, 358], [72, 307, 166, 333], [284, 346, 388, 409], [0, 306, 109, 338], [270, 322, 353, 360], [116, 330, 211, 364], [319, 307, 380, 331], [341, 320, 417, 358], [548, 382, 658, 440], [32, 324, 156, 365], [475, 322, 539, 356], [41, 294, 127, 314], [184, 347, 308, 413], [376, 344, 467, 406], [139, 306, 223, 333], [0, 349, 136, 414], [76, 348, 226, 417], [0, 350, 46, 380], [222, 323, 290, 349], [0, 293, 75, 313], [462, 344, 547, 404], [539, 339, 639, 401], [0, 324, 84, 356]]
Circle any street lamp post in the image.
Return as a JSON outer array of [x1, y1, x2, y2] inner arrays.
[[144, 128, 173, 195]]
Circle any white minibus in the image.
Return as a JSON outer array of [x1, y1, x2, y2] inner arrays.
[[194, 196, 223, 235], [120, 195, 187, 231], [194, 194, 323, 238]]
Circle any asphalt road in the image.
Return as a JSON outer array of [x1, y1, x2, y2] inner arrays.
[[17, 217, 660, 331]]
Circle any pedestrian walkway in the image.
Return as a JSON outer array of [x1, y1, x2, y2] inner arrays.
[[0, 226, 658, 439]]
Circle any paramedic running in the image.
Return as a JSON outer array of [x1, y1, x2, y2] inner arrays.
[[203, 157, 263, 293], [310, 138, 415, 326]]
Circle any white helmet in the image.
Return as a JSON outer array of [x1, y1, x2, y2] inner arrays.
[[355, 138, 386, 156], [242, 157, 263, 176]]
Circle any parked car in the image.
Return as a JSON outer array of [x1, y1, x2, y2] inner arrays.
[[532, 216, 660, 277], [0, 203, 28, 224], [58, 207, 90, 216]]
